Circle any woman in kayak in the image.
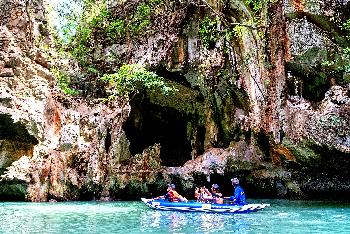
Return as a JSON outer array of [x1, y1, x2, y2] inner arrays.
[[195, 185, 212, 202], [154, 183, 188, 202]]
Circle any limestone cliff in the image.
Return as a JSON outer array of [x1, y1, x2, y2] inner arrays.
[[0, 0, 349, 201]]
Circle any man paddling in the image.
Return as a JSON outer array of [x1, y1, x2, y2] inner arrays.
[[228, 177, 246, 205]]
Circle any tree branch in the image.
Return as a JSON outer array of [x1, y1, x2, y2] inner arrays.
[[200, 0, 265, 30]]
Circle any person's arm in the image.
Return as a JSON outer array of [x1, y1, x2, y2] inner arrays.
[[179, 195, 188, 202], [173, 190, 188, 202], [154, 191, 169, 200], [172, 190, 180, 198], [194, 187, 200, 199], [153, 195, 165, 200], [227, 188, 238, 202], [204, 188, 212, 197]]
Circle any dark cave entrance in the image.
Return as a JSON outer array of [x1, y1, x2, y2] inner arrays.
[[0, 114, 38, 144], [0, 114, 39, 174], [123, 96, 204, 167]]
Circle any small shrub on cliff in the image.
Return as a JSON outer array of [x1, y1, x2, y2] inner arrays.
[[129, 3, 151, 33], [50, 67, 80, 95], [101, 64, 178, 102], [55, 0, 163, 64], [318, 18, 350, 86], [245, 0, 278, 13], [107, 19, 125, 39], [199, 17, 222, 49]]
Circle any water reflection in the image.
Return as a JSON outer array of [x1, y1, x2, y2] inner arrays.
[[1, 200, 349, 234], [140, 210, 251, 233], [168, 213, 188, 232], [140, 211, 162, 228]]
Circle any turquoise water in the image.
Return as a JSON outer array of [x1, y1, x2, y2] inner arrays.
[[0, 200, 349, 233]]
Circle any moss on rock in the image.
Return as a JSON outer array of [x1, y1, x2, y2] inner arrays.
[[282, 139, 321, 165], [0, 180, 27, 201], [147, 81, 203, 115]]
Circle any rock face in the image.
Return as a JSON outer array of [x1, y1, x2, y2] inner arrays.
[[0, 0, 349, 201], [0, 0, 165, 201]]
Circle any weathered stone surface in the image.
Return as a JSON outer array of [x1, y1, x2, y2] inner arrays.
[[0, 68, 14, 77], [0, 0, 349, 201]]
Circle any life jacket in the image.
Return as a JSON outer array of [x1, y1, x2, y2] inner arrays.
[[165, 190, 180, 202]]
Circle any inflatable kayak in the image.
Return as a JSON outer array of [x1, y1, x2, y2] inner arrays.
[[141, 198, 270, 214]]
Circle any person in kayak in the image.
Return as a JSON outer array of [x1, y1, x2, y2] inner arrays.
[[194, 185, 212, 202], [154, 183, 188, 202], [210, 184, 223, 204], [228, 177, 246, 205]]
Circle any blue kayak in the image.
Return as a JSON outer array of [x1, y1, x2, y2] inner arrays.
[[141, 198, 270, 214]]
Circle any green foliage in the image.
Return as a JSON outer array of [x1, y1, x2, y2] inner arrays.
[[319, 115, 343, 128], [108, 177, 122, 197], [321, 47, 350, 85], [64, 181, 79, 200], [51, 67, 80, 95], [343, 18, 350, 33], [317, 19, 350, 85], [86, 65, 99, 74], [55, 0, 165, 67], [123, 179, 149, 200], [225, 156, 256, 172], [129, 3, 151, 33], [50, 0, 83, 43], [199, 15, 256, 48], [245, 0, 264, 12], [245, 0, 277, 13], [232, 24, 247, 38], [243, 0, 277, 37], [148, 0, 164, 6], [107, 19, 125, 39], [101, 64, 177, 100], [68, 1, 108, 63], [199, 17, 222, 49], [304, 75, 329, 100]]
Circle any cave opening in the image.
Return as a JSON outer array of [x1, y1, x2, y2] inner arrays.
[[0, 114, 38, 144], [0, 114, 39, 175], [123, 97, 204, 167], [155, 66, 192, 88]]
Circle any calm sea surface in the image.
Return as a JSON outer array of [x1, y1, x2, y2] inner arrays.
[[0, 199, 349, 233]]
